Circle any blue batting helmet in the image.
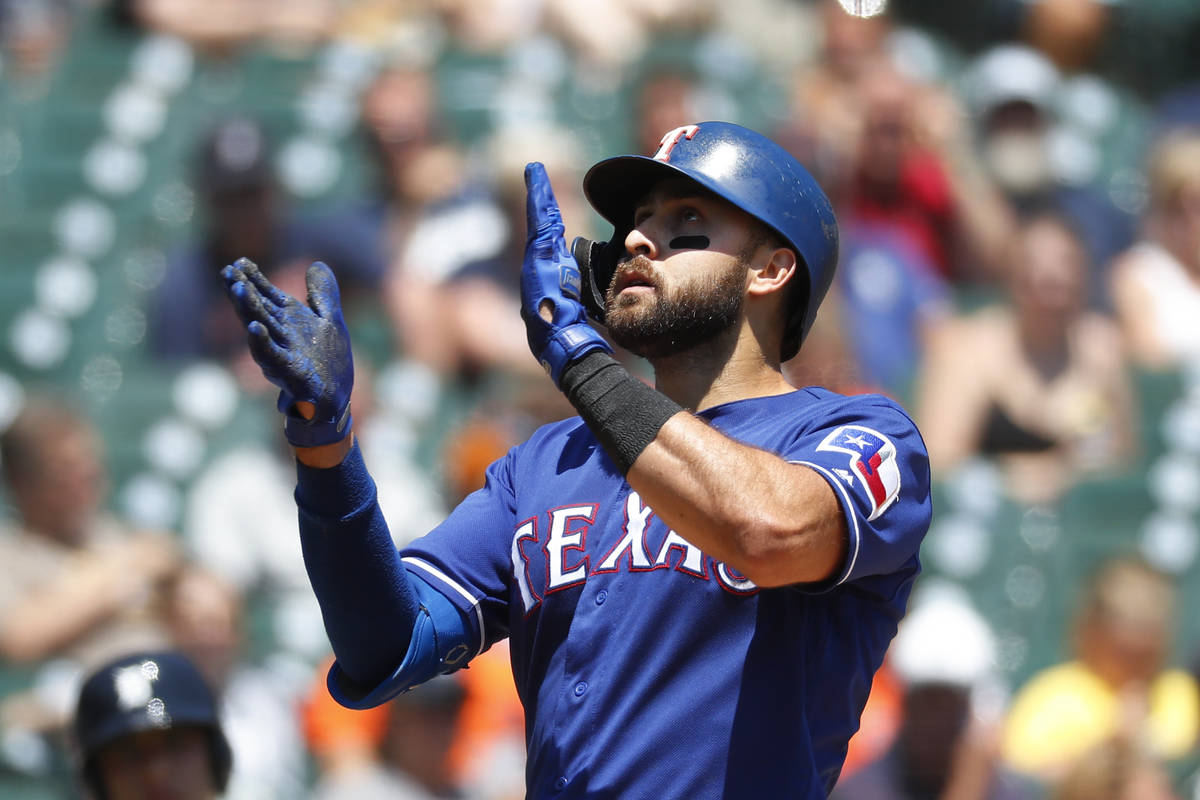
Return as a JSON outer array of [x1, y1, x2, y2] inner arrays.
[[576, 121, 839, 361], [74, 650, 232, 799]]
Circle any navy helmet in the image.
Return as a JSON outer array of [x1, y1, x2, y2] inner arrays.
[[576, 121, 839, 360], [74, 650, 232, 799]]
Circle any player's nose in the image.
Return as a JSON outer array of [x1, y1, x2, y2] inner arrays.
[[624, 225, 658, 260]]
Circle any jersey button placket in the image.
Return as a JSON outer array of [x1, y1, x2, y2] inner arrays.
[[554, 776, 568, 791], [573, 680, 588, 697], [595, 589, 608, 605]]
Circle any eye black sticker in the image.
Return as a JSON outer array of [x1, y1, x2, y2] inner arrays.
[[669, 235, 710, 250]]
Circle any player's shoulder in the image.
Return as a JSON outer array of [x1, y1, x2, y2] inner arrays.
[[523, 414, 589, 443], [510, 415, 595, 459], [791, 386, 922, 432], [500, 415, 611, 480]]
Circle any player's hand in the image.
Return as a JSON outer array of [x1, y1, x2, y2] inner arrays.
[[521, 162, 612, 384], [221, 257, 354, 447]]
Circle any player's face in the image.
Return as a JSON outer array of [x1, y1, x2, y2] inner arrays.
[[94, 727, 217, 800], [604, 179, 759, 359]]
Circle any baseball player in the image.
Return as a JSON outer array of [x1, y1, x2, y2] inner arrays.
[[73, 650, 232, 800], [222, 121, 931, 798]]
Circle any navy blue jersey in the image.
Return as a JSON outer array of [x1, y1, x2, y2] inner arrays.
[[338, 387, 930, 799]]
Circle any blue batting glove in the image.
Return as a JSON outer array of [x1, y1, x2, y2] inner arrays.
[[521, 162, 612, 384], [221, 258, 354, 447]]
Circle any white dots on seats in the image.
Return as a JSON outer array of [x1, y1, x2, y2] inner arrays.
[[35, 255, 97, 318], [129, 35, 194, 95], [1141, 512, 1199, 574], [151, 181, 195, 227], [104, 306, 147, 348], [278, 136, 341, 197], [142, 416, 206, 479], [297, 82, 358, 138], [85, 139, 147, 196], [105, 82, 168, 144], [10, 309, 70, 369], [1149, 453, 1200, 513], [925, 514, 990, 579], [54, 197, 116, 259], [80, 355, 124, 403], [172, 363, 239, 430], [120, 472, 182, 530], [1005, 565, 1046, 611]]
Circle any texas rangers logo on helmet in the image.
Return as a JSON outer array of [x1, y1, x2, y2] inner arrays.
[[653, 124, 700, 162], [816, 425, 901, 521]]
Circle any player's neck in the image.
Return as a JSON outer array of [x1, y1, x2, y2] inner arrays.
[[652, 333, 792, 411]]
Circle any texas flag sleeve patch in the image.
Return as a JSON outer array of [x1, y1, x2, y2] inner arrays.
[[815, 425, 901, 521]]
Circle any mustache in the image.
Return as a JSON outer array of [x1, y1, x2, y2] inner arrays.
[[612, 254, 661, 287]]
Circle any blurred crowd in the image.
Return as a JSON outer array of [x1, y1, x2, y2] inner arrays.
[[3, 0, 1200, 798]]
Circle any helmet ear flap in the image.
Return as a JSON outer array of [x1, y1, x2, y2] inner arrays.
[[570, 234, 622, 323]]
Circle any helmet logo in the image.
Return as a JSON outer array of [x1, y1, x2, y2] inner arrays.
[[113, 660, 159, 710], [652, 125, 700, 162]]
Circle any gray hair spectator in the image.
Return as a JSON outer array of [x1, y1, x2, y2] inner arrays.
[[832, 585, 1038, 800]]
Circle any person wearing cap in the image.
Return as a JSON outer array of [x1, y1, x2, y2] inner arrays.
[[963, 44, 1134, 299], [73, 649, 232, 800], [148, 116, 312, 364], [831, 589, 1039, 800]]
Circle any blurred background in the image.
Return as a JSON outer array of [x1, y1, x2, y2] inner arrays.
[[2, 0, 1200, 797]]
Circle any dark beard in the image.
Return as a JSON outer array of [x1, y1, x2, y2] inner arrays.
[[604, 255, 747, 359]]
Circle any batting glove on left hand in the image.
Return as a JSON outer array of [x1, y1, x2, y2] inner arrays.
[[521, 162, 612, 385], [222, 258, 354, 448]]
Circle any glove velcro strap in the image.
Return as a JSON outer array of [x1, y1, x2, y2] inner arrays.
[[283, 402, 353, 448], [541, 323, 613, 384], [560, 352, 683, 474]]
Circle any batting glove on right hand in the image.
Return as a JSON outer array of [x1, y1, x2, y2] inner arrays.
[[521, 162, 612, 385], [222, 258, 354, 448]]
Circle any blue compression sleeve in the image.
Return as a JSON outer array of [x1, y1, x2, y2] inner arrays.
[[294, 441, 419, 688], [328, 571, 474, 709]]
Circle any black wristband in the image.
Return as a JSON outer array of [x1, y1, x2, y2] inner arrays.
[[559, 352, 683, 475]]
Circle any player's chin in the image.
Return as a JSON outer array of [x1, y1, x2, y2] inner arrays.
[[605, 309, 668, 357], [604, 296, 654, 331]]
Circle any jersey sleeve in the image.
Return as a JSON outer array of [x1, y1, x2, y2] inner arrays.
[[398, 448, 520, 657], [787, 395, 931, 591]]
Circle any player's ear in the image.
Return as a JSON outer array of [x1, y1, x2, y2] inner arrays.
[[747, 247, 798, 300]]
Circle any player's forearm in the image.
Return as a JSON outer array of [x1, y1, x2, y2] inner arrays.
[[220, 260, 416, 685], [560, 353, 845, 587], [294, 441, 419, 687], [628, 413, 846, 588]]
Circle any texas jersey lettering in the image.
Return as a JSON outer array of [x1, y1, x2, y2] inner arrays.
[[509, 489, 758, 611], [338, 386, 931, 799]]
